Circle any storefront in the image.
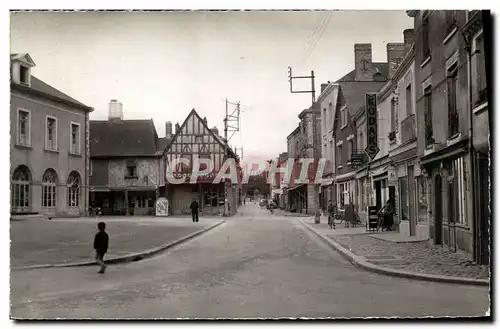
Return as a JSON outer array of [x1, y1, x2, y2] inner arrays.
[[286, 184, 308, 213], [420, 140, 473, 256]]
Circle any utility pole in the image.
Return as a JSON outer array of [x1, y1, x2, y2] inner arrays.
[[223, 99, 241, 217], [287, 66, 320, 223]]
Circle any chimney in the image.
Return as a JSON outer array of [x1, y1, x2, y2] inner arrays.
[[165, 121, 173, 138], [203, 117, 208, 125], [175, 123, 181, 134], [403, 29, 415, 53], [354, 43, 373, 82], [211, 126, 219, 136], [387, 43, 406, 79], [108, 99, 123, 120], [320, 83, 328, 94]]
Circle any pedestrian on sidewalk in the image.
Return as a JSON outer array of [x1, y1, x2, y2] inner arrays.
[[327, 200, 336, 229], [190, 198, 199, 222], [379, 195, 395, 231], [93, 221, 109, 274]]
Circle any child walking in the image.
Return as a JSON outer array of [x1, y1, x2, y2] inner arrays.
[[93, 221, 109, 274]]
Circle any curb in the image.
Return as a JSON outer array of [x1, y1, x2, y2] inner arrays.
[[297, 218, 489, 287], [12, 220, 226, 271]]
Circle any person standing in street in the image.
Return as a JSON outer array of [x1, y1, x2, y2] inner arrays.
[[93, 221, 109, 274], [190, 198, 199, 222], [327, 200, 336, 229]]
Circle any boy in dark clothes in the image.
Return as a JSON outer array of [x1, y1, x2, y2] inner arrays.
[[190, 198, 199, 222], [93, 221, 109, 273]]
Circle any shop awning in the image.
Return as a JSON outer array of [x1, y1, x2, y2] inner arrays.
[[286, 184, 306, 192], [90, 187, 110, 192], [320, 178, 334, 186]]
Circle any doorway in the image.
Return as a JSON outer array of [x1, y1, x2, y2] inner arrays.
[[434, 174, 443, 245], [375, 180, 382, 210], [408, 165, 416, 236]]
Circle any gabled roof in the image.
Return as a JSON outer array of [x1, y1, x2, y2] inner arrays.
[[164, 109, 236, 158], [11, 53, 93, 112], [90, 119, 159, 157], [11, 53, 35, 66]]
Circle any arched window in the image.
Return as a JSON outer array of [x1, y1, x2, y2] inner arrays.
[[11, 165, 31, 211], [67, 171, 81, 208], [42, 169, 58, 208]]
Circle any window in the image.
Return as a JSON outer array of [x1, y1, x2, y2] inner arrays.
[[416, 176, 428, 223], [422, 16, 431, 59], [337, 145, 343, 165], [424, 85, 434, 147], [329, 140, 333, 167], [359, 131, 364, 151], [17, 109, 30, 146], [20, 66, 29, 85], [474, 32, 487, 105], [323, 108, 327, 132], [89, 160, 93, 176], [447, 158, 467, 226], [390, 98, 397, 132], [67, 171, 80, 208], [42, 169, 57, 208], [406, 84, 412, 116], [11, 165, 31, 211], [296, 141, 300, 154], [45, 116, 57, 151], [445, 10, 457, 35], [447, 63, 459, 137], [328, 102, 333, 127], [126, 161, 137, 178], [340, 107, 348, 128], [70, 123, 80, 154], [347, 140, 353, 162]]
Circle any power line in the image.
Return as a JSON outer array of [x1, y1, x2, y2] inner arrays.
[[300, 11, 332, 66], [294, 11, 328, 67]]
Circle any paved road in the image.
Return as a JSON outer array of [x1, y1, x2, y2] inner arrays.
[[11, 204, 489, 319]]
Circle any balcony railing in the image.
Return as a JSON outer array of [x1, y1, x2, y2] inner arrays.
[[401, 114, 416, 144], [448, 110, 459, 138]]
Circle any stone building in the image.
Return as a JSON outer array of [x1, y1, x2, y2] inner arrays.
[[407, 10, 490, 262], [10, 53, 93, 218], [330, 43, 398, 211], [161, 109, 242, 216], [89, 101, 162, 215], [318, 82, 338, 211], [463, 10, 491, 265]]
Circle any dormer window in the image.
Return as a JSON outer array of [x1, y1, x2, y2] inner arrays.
[[19, 65, 29, 85]]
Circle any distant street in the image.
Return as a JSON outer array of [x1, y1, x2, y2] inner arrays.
[[11, 203, 489, 319]]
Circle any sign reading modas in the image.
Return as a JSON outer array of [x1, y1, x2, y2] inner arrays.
[[365, 93, 380, 160]]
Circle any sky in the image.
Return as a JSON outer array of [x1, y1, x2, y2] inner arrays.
[[10, 10, 413, 160]]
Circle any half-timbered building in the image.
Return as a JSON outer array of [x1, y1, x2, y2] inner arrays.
[[161, 109, 242, 216]]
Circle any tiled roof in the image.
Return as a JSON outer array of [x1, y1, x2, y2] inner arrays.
[[336, 62, 389, 83], [90, 119, 159, 157], [10, 53, 92, 111], [339, 80, 388, 115], [30, 76, 89, 107], [156, 136, 171, 156]]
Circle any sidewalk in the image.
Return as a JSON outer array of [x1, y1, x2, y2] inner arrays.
[[11, 216, 224, 269], [299, 218, 489, 285]]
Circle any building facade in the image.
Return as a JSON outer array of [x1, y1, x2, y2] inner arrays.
[[409, 10, 481, 258], [161, 109, 242, 216], [89, 103, 162, 216], [10, 53, 93, 218], [463, 10, 491, 265], [318, 82, 338, 211], [331, 43, 397, 211]]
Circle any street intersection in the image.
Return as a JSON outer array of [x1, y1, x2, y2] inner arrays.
[[11, 204, 489, 319]]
